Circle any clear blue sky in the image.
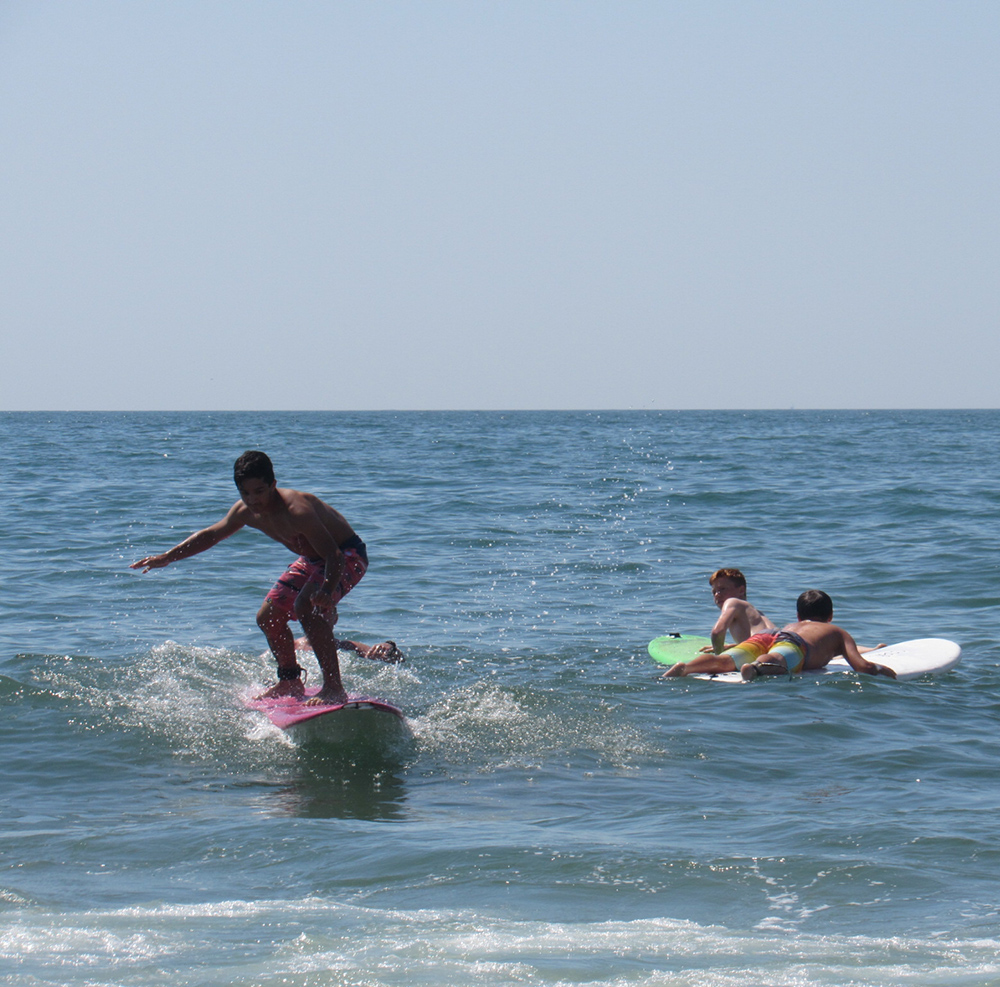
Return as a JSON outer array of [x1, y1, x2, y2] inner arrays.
[[2, 1, 997, 410]]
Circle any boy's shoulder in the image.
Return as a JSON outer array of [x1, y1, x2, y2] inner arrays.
[[789, 620, 846, 640], [280, 487, 322, 512]]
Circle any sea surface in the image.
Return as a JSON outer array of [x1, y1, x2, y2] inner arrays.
[[2, 410, 999, 987]]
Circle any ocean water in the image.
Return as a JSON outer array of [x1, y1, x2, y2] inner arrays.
[[2, 410, 998, 987]]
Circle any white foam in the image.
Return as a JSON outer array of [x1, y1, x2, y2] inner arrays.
[[2, 899, 998, 986]]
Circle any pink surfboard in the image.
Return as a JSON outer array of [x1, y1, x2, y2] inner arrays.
[[246, 686, 404, 730]]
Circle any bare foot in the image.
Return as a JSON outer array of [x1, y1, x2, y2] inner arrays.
[[662, 663, 687, 678], [256, 679, 305, 700], [741, 662, 759, 681], [304, 688, 348, 707]]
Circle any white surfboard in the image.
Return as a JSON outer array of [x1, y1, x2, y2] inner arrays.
[[689, 638, 961, 683]]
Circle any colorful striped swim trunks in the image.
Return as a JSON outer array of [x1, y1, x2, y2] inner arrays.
[[720, 631, 780, 670]]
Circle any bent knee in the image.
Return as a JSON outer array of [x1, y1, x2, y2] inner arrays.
[[298, 606, 338, 628], [257, 601, 289, 631]]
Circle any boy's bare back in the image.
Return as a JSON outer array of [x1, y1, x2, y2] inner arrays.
[[781, 620, 856, 669], [720, 598, 773, 642], [781, 620, 893, 676]]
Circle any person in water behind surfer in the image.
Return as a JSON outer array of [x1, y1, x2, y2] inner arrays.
[[702, 568, 777, 654], [665, 589, 895, 679], [131, 450, 402, 705]]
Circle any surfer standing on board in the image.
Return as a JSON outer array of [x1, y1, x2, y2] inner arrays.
[[131, 450, 400, 705], [703, 568, 777, 654]]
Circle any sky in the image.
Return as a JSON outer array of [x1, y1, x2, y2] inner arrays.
[[1, 1, 998, 411]]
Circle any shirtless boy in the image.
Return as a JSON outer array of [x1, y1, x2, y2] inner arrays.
[[662, 568, 776, 678], [704, 568, 776, 653], [740, 589, 895, 680], [131, 451, 400, 704]]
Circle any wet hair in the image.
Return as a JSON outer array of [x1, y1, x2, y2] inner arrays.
[[709, 568, 747, 591], [797, 589, 833, 621], [233, 450, 275, 489]]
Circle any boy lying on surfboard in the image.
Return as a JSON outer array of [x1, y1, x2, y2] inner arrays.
[[664, 589, 896, 679], [131, 450, 400, 706]]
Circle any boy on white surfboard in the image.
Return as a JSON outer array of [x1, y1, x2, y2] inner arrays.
[[665, 590, 896, 680]]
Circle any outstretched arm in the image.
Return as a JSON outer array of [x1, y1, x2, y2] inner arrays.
[[130, 502, 247, 572], [842, 632, 896, 678]]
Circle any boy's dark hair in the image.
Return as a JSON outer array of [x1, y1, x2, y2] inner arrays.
[[233, 450, 275, 488], [797, 589, 833, 621], [709, 568, 746, 591]]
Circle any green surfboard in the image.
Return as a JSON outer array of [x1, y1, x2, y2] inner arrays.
[[647, 633, 713, 665]]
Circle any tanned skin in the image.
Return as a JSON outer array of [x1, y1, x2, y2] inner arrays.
[[742, 617, 895, 680], [661, 571, 777, 678], [132, 476, 398, 704], [665, 584, 896, 680], [704, 574, 776, 654]]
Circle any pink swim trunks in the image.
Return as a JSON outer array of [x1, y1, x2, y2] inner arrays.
[[265, 537, 368, 618]]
